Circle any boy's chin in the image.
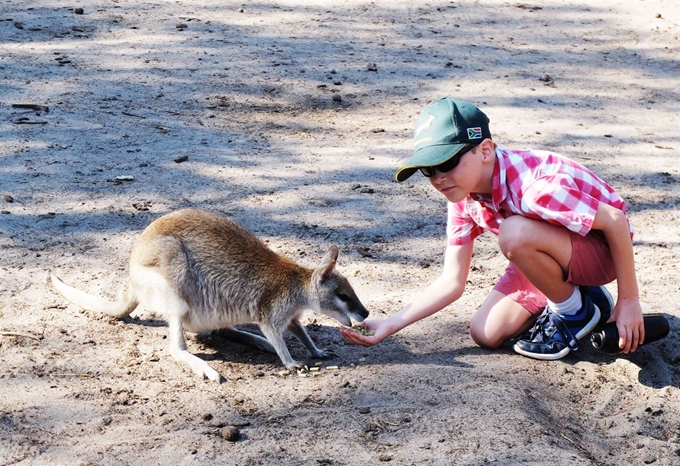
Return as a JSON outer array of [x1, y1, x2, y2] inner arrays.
[[442, 191, 467, 203]]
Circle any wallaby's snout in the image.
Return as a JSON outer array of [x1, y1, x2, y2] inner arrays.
[[318, 281, 369, 327], [356, 302, 370, 321], [329, 280, 369, 327], [340, 282, 369, 324]]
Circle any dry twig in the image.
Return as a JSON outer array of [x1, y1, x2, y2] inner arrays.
[[1, 331, 42, 341]]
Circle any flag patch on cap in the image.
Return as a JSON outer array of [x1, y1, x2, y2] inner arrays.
[[467, 127, 482, 139]]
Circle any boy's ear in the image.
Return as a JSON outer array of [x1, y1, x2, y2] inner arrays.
[[480, 138, 495, 160]]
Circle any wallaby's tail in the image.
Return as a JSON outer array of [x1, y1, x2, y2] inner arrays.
[[50, 273, 138, 318]]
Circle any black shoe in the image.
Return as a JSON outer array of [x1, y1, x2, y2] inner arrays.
[[582, 285, 614, 325], [514, 293, 601, 360]]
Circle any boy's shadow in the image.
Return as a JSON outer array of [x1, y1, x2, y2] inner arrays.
[[567, 313, 678, 389]]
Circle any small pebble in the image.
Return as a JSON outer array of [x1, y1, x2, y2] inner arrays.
[[74, 7, 84, 14], [221, 426, 240, 442], [332, 94, 342, 102], [364, 422, 379, 432], [3, 195, 14, 203]]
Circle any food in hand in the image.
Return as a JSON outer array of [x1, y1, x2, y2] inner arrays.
[[350, 324, 375, 336]]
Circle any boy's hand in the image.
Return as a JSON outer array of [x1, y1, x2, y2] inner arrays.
[[339, 319, 390, 347], [608, 297, 645, 353]]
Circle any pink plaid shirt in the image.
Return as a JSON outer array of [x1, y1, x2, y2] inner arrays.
[[447, 147, 633, 245]]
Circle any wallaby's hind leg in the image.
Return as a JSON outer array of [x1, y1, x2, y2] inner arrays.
[[287, 319, 334, 359], [146, 275, 221, 383], [218, 327, 276, 353], [258, 322, 301, 369], [131, 267, 221, 382], [167, 314, 221, 382]]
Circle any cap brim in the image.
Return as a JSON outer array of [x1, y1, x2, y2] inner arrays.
[[395, 143, 466, 182]]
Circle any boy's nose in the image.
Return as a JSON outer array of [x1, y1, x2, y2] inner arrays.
[[431, 169, 448, 183]]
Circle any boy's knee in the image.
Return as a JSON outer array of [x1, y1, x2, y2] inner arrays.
[[469, 321, 503, 350], [498, 216, 532, 259]]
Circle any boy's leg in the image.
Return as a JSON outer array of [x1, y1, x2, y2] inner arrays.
[[498, 216, 609, 360], [469, 290, 538, 349], [497, 216, 574, 303], [567, 230, 617, 324], [470, 262, 546, 349]]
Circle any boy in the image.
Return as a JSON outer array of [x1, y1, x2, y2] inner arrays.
[[341, 98, 645, 360]]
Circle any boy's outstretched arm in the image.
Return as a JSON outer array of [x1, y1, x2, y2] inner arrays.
[[592, 202, 645, 353], [340, 242, 473, 347]]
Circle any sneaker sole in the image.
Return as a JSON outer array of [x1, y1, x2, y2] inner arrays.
[[601, 287, 614, 311], [513, 342, 572, 361], [512, 305, 602, 361]]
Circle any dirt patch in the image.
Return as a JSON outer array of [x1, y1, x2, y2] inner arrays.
[[1, 1, 679, 464]]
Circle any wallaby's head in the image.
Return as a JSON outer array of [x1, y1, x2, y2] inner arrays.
[[311, 245, 369, 326]]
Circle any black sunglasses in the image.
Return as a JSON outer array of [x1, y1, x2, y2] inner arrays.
[[419, 144, 477, 178]]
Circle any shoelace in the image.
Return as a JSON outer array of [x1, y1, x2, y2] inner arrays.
[[529, 309, 579, 350]]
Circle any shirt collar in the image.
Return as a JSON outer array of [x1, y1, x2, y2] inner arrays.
[[470, 147, 507, 207]]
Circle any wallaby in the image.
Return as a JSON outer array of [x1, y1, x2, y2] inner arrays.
[[51, 209, 369, 382]]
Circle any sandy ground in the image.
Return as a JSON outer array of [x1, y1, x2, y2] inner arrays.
[[1, 0, 680, 464]]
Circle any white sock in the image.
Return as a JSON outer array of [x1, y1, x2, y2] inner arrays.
[[547, 286, 582, 316]]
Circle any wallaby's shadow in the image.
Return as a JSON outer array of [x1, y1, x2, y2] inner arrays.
[[116, 317, 361, 367], [195, 323, 475, 369], [195, 323, 348, 367], [121, 315, 168, 328], [118, 316, 286, 367]]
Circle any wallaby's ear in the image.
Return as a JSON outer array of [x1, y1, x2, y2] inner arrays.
[[316, 245, 338, 283]]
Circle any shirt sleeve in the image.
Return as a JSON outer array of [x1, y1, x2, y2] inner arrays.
[[521, 174, 600, 236], [447, 200, 486, 245]]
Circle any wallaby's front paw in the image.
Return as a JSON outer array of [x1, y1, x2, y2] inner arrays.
[[311, 348, 335, 359]]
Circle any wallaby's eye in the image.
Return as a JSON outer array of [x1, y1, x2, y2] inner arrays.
[[337, 293, 350, 303]]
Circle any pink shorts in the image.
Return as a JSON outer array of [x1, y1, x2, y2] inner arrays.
[[492, 230, 617, 316]]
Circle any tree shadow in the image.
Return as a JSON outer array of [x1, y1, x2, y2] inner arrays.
[[2, 1, 679, 252]]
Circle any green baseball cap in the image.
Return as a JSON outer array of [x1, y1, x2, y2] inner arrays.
[[395, 98, 492, 182]]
